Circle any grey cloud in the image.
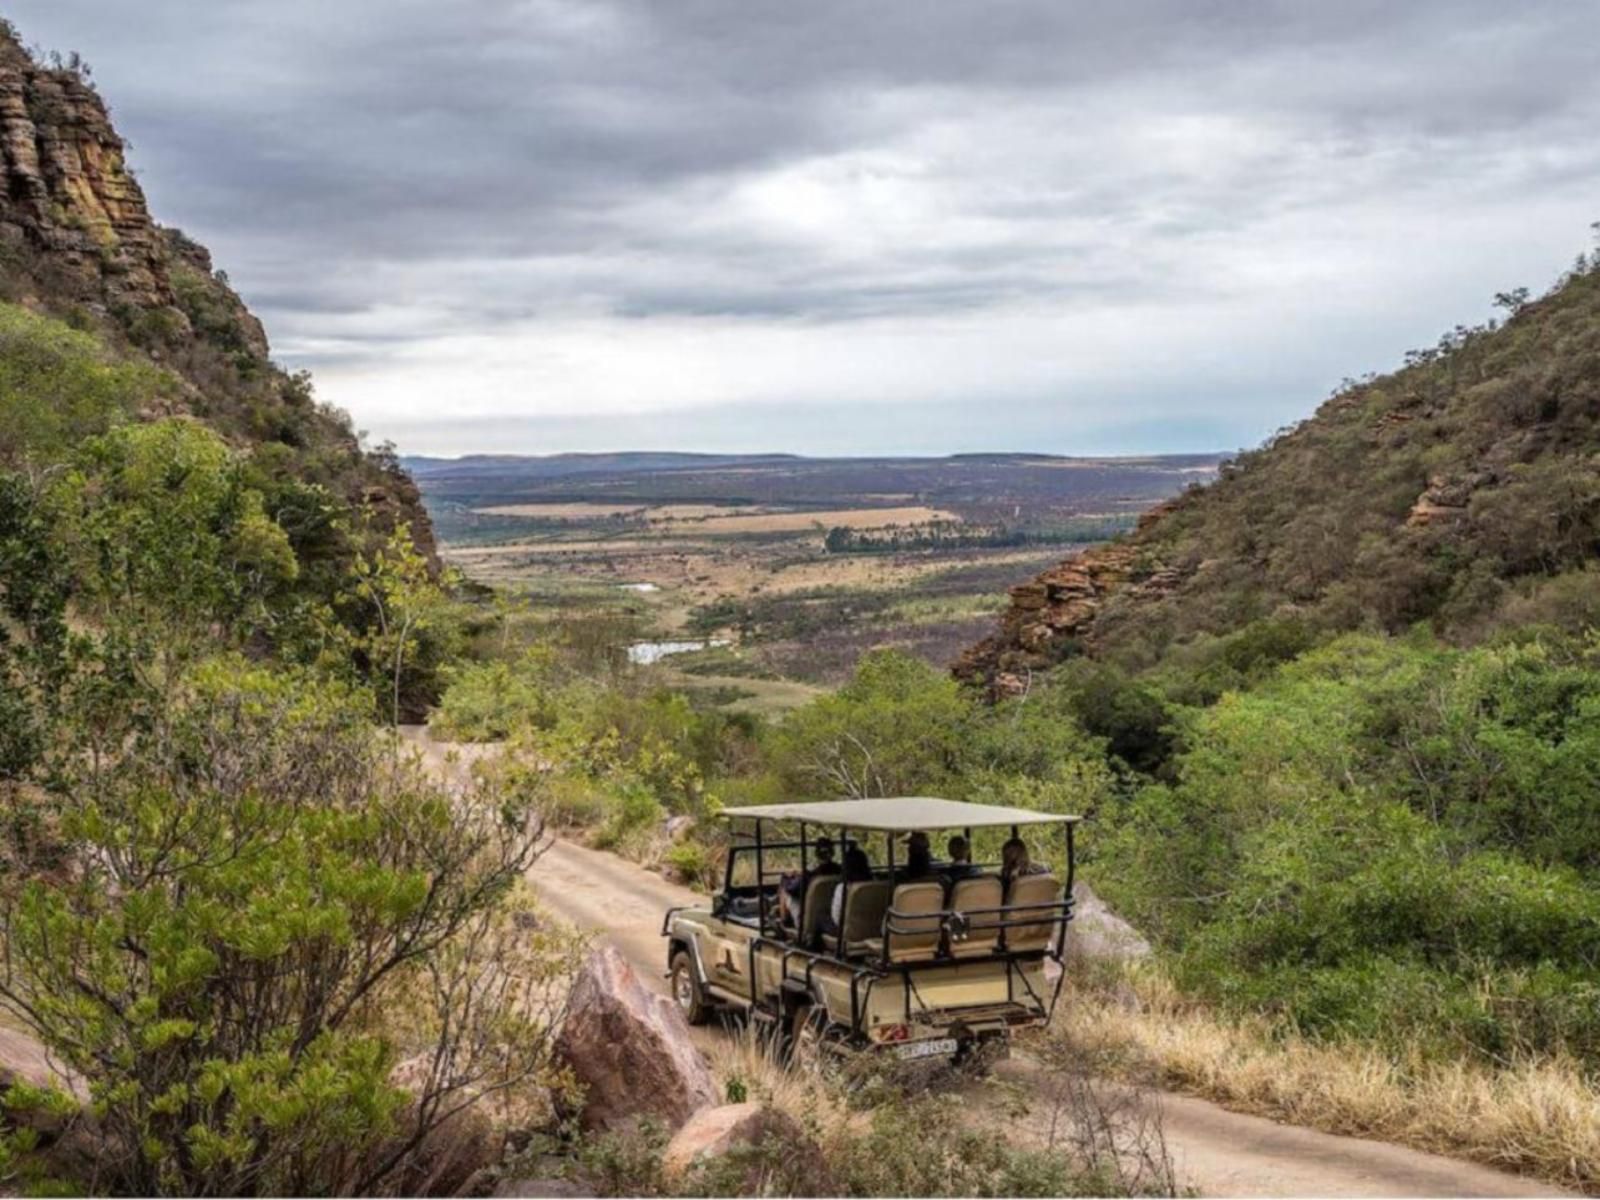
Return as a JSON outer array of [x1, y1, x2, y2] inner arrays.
[[7, 0, 1600, 453]]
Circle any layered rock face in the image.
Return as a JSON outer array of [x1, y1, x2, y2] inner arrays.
[[0, 24, 437, 563], [954, 503, 1178, 695], [0, 30, 176, 319]]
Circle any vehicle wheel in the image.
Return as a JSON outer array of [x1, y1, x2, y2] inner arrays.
[[670, 950, 710, 1026], [953, 1032, 1007, 1076], [787, 1002, 828, 1073]]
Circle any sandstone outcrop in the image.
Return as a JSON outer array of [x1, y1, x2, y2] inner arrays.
[[552, 945, 717, 1131], [0, 22, 438, 566], [954, 502, 1181, 694], [0, 29, 176, 319], [1406, 471, 1489, 527]]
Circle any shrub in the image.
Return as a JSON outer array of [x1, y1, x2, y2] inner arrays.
[[430, 646, 565, 741], [0, 658, 578, 1195], [0, 303, 171, 465], [1096, 632, 1600, 1064], [662, 838, 718, 889], [593, 777, 666, 852]]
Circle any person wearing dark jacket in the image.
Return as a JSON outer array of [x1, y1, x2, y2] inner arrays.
[[779, 836, 839, 928]]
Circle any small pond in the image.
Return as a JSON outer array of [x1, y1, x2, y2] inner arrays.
[[626, 638, 730, 666]]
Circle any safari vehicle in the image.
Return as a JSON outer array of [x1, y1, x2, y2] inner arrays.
[[661, 797, 1078, 1064]]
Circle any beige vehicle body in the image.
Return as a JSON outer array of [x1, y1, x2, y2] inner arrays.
[[662, 797, 1079, 1061]]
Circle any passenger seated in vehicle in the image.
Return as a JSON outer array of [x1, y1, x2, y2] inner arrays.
[[1000, 837, 1048, 888], [898, 830, 935, 879], [943, 835, 975, 882], [820, 846, 873, 938], [778, 836, 838, 928]]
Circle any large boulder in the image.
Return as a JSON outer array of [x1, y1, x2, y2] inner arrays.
[[1064, 882, 1151, 963], [0, 1026, 65, 1093], [661, 1102, 820, 1192], [553, 945, 716, 1131]]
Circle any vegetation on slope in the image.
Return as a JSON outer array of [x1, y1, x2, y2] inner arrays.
[[0, 33, 562, 1188], [1106, 243, 1600, 664], [0, 295, 582, 1193]]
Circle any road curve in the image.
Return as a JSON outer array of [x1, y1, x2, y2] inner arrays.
[[403, 729, 1570, 1198], [526, 831, 1568, 1199]]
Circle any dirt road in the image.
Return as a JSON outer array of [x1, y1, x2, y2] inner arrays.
[[401, 729, 1569, 1198], [526, 830, 1567, 1199]]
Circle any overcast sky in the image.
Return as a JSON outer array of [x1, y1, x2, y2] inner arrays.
[[13, 2, 1600, 457]]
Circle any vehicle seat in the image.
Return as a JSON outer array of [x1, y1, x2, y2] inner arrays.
[[838, 881, 893, 957], [1004, 873, 1061, 954], [800, 874, 835, 948], [861, 881, 944, 963], [946, 875, 1003, 958]]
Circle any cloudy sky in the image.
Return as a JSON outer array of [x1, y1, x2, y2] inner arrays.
[[13, 2, 1600, 457]]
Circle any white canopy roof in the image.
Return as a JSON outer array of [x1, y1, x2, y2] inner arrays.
[[719, 796, 1079, 832]]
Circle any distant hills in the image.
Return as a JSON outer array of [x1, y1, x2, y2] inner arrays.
[[402, 450, 1221, 481], [961, 247, 1600, 689], [402, 452, 1223, 546], [402, 451, 806, 483]]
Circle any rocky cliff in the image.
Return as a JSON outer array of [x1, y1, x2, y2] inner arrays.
[[953, 504, 1180, 695], [0, 30, 176, 319], [0, 22, 435, 561], [959, 248, 1600, 692]]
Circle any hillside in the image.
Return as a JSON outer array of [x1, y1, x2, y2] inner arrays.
[[958, 250, 1600, 691], [0, 21, 434, 559]]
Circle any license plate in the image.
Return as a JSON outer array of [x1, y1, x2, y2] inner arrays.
[[895, 1037, 957, 1061]]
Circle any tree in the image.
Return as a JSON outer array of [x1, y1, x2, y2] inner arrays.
[[0, 659, 578, 1196], [770, 650, 975, 797], [51, 419, 298, 648], [347, 525, 449, 725]]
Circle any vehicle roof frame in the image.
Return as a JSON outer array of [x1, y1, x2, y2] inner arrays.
[[719, 795, 1081, 833]]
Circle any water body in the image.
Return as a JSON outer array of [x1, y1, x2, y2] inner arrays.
[[627, 638, 730, 666]]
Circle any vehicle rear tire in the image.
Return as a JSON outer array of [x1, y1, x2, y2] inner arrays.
[[953, 1031, 1008, 1076], [670, 950, 710, 1026]]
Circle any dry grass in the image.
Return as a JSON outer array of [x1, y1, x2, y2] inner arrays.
[[703, 1021, 848, 1124], [1051, 963, 1600, 1193], [445, 541, 1059, 612]]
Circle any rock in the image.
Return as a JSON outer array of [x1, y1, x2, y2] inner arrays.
[[392, 1103, 502, 1199], [661, 1102, 818, 1191], [1064, 882, 1151, 963], [553, 945, 717, 1131], [0, 1025, 65, 1094], [0, 34, 174, 314], [492, 1175, 593, 1198], [663, 814, 694, 842], [952, 512, 1183, 695]]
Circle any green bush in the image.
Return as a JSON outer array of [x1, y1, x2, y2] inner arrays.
[[0, 302, 171, 464], [662, 838, 718, 889], [1097, 632, 1600, 1064], [431, 646, 565, 741], [0, 656, 574, 1195], [593, 777, 666, 852]]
